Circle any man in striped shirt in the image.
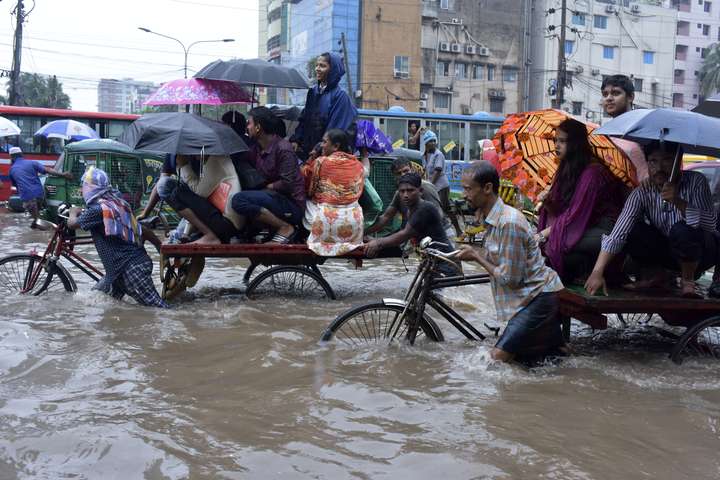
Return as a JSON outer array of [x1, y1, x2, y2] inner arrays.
[[585, 141, 718, 298], [456, 161, 565, 362]]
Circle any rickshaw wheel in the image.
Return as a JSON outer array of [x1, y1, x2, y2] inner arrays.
[[160, 255, 204, 300], [245, 266, 335, 300], [670, 315, 720, 364]]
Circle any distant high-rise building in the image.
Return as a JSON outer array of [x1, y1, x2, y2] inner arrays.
[[97, 79, 157, 114], [258, 0, 269, 59]]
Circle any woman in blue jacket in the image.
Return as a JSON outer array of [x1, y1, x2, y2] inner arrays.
[[291, 52, 357, 161]]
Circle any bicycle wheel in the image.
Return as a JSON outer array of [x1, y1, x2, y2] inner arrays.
[[670, 315, 720, 364], [0, 254, 75, 296], [321, 302, 444, 345], [246, 266, 336, 300]]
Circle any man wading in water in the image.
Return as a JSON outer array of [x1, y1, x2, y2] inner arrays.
[[455, 161, 566, 362]]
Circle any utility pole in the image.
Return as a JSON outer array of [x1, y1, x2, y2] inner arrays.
[[340, 32, 354, 105], [555, 0, 567, 109], [9, 0, 25, 106]]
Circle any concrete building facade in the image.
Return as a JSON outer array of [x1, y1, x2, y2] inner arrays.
[[530, 0, 678, 121], [258, 0, 268, 58], [357, 0, 423, 111], [419, 0, 529, 116], [97, 79, 157, 114], [672, 0, 720, 109]]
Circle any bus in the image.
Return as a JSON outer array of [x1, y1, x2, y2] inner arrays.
[[0, 106, 139, 201], [356, 108, 504, 162]]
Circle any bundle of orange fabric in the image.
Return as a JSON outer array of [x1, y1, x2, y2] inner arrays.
[[303, 151, 365, 205]]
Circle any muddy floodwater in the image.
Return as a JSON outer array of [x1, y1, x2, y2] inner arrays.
[[0, 211, 719, 479]]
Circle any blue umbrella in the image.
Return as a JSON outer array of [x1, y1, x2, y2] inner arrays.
[[34, 119, 100, 141], [593, 108, 720, 157]]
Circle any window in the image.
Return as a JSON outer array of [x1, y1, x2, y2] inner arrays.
[[565, 40, 574, 55], [676, 44, 688, 60], [434, 92, 450, 109], [394, 55, 409, 79], [489, 98, 504, 113], [473, 64, 484, 80], [633, 78, 643, 92], [702, 48, 708, 59], [673, 93, 684, 108], [487, 64, 495, 81], [704, 24, 711, 35], [603, 46, 615, 59], [677, 21, 690, 36], [643, 51, 654, 64], [454, 62, 467, 79], [572, 13, 585, 25], [440, 0, 449, 9], [436, 60, 450, 77], [705, 0, 712, 11], [502, 67, 518, 82], [572, 102, 583, 115], [674, 69, 685, 84], [594, 15, 607, 29]]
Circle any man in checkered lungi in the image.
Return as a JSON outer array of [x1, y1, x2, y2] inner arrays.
[[66, 167, 169, 308]]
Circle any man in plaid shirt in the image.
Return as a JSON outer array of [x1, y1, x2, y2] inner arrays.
[[455, 161, 564, 362]]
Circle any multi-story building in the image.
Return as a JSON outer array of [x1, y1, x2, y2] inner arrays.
[[530, 1, 678, 121], [357, 0, 423, 111], [97, 79, 157, 114], [285, 0, 360, 105], [419, 0, 529, 116], [258, 0, 268, 59], [672, 0, 720, 109]]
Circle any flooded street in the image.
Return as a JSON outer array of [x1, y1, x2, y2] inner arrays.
[[1, 211, 719, 479]]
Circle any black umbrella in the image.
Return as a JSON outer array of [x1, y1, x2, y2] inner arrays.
[[194, 59, 310, 105], [118, 112, 248, 156], [692, 93, 720, 117]]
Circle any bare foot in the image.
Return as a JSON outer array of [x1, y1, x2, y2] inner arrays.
[[190, 233, 222, 245], [623, 273, 670, 291]]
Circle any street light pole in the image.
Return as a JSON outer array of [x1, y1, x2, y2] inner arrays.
[[138, 27, 234, 79]]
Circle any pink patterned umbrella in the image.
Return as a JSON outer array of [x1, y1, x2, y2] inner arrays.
[[144, 78, 254, 106]]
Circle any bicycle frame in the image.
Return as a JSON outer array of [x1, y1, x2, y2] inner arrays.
[[392, 248, 492, 345], [22, 220, 104, 293]]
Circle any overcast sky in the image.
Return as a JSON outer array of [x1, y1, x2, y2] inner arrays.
[[0, 0, 259, 111]]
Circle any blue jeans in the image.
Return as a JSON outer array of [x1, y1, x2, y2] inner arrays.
[[231, 190, 303, 226], [495, 292, 562, 355]]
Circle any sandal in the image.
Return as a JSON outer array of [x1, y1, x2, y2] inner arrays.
[[268, 227, 297, 245]]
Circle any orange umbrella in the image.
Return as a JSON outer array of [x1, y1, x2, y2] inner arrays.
[[492, 109, 638, 201]]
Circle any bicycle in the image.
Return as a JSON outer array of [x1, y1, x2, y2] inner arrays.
[[320, 237, 496, 346], [0, 208, 103, 296]]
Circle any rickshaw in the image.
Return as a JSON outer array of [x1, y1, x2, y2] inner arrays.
[[42, 139, 179, 228]]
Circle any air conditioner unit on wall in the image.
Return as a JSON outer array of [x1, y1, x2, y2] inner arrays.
[[394, 70, 409, 79], [451, 18, 462, 24], [420, 92, 429, 100], [478, 46, 490, 56], [439, 42, 450, 52], [605, 5, 615, 13], [591, 68, 600, 76], [451, 43, 461, 53], [419, 100, 428, 109], [465, 44, 476, 55], [630, 4, 640, 13]]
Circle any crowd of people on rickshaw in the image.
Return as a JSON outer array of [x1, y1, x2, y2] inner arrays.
[[8, 52, 720, 363]]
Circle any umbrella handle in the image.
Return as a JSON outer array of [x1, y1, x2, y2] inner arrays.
[[663, 146, 684, 212]]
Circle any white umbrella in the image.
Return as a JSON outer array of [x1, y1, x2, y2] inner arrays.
[[34, 119, 99, 141], [0, 116, 21, 137]]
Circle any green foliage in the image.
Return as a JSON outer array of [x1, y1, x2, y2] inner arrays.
[[4, 73, 71, 109], [700, 43, 720, 98]]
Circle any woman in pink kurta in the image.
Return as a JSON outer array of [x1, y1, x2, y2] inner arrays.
[[537, 119, 627, 283]]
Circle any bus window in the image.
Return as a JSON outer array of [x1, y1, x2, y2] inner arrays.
[[7, 115, 42, 153], [469, 122, 491, 160], [428, 121, 463, 160], [384, 118, 407, 148], [107, 120, 128, 140]]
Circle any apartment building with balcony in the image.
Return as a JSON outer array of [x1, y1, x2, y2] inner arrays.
[[672, 0, 720, 108]]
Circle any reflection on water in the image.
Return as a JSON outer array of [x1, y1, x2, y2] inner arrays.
[[0, 211, 719, 479]]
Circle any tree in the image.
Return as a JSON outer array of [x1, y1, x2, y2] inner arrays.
[[700, 43, 720, 98], [3, 73, 71, 108]]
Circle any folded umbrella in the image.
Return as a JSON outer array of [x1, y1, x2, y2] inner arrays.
[[35, 119, 99, 141], [117, 112, 248, 156]]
